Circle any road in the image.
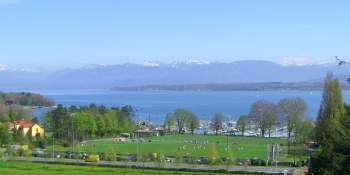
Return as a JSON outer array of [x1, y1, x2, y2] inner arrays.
[[3, 157, 295, 174]]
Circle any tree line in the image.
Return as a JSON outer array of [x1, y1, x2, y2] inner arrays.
[[235, 97, 314, 141], [0, 91, 54, 107], [44, 104, 137, 143]]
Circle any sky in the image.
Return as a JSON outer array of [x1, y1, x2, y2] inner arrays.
[[1, 0, 350, 70]]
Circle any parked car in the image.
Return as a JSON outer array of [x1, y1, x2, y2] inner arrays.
[[245, 158, 251, 165], [65, 151, 72, 158], [32, 149, 44, 157], [81, 152, 88, 159], [52, 150, 60, 158], [197, 156, 207, 163], [86, 155, 99, 162]]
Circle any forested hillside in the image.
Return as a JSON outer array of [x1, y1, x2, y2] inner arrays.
[[0, 91, 54, 107]]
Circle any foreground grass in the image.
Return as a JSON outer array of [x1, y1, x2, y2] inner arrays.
[[0, 160, 268, 175]]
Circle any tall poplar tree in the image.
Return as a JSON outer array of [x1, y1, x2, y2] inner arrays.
[[309, 72, 350, 174], [315, 72, 345, 142]]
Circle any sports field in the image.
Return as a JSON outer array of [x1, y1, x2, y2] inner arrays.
[[46, 134, 288, 160]]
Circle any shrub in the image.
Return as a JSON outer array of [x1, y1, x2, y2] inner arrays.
[[256, 159, 261, 166], [39, 139, 47, 149], [261, 159, 267, 166], [17, 148, 25, 156], [251, 158, 257, 165], [62, 140, 71, 147]]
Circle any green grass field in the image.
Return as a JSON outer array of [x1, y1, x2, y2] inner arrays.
[[45, 134, 289, 161], [0, 160, 276, 175]]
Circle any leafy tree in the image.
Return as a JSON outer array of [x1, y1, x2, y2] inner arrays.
[[1, 114, 10, 123], [225, 148, 235, 173], [188, 151, 197, 175], [39, 139, 47, 149], [187, 112, 200, 134], [74, 145, 82, 170], [140, 152, 149, 173], [106, 146, 116, 171], [164, 113, 174, 133], [206, 144, 219, 174], [309, 72, 349, 174], [31, 117, 39, 123], [0, 123, 12, 146], [277, 97, 308, 138], [95, 115, 106, 138], [121, 105, 135, 120], [248, 100, 276, 137], [174, 149, 183, 173], [265, 114, 277, 138], [154, 149, 165, 174], [174, 108, 190, 134], [122, 151, 130, 173], [210, 112, 224, 135], [235, 115, 250, 136]]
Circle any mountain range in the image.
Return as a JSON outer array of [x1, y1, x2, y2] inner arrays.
[[0, 60, 349, 90]]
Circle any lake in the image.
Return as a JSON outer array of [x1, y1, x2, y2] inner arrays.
[[4, 89, 350, 124]]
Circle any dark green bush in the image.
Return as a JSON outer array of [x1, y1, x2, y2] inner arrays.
[[257, 159, 262, 166], [39, 139, 47, 149]]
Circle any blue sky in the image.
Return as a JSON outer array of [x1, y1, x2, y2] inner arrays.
[[1, 0, 350, 70]]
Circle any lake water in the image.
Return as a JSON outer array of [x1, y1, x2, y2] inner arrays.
[[4, 89, 350, 124]]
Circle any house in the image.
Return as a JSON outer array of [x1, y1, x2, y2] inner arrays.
[[13, 119, 45, 140], [5, 99, 19, 106]]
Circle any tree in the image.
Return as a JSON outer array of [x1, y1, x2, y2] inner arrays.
[[140, 152, 149, 173], [154, 149, 165, 174], [106, 146, 116, 171], [235, 115, 250, 136], [265, 114, 277, 138], [121, 105, 135, 120], [188, 151, 197, 175], [210, 112, 224, 135], [308, 72, 350, 174], [315, 72, 346, 142], [173, 108, 190, 134], [74, 145, 82, 170], [39, 139, 47, 149], [249, 100, 276, 137], [206, 144, 219, 174], [174, 149, 183, 173], [277, 97, 308, 138], [187, 112, 200, 134], [31, 117, 39, 123], [164, 113, 174, 133], [0, 123, 12, 146]]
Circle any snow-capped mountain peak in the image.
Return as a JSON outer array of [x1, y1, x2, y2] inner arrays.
[[271, 57, 335, 66], [82, 64, 107, 69], [0, 64, 10, 71], [142, 60, 166, 67]]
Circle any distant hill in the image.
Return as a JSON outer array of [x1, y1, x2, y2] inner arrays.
[[0, 60, 349, 90], [110, 82, 350, 91]]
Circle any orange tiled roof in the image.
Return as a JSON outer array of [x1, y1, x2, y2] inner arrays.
[[15, 119, 41, 128], [0, 122, 15, 127]]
